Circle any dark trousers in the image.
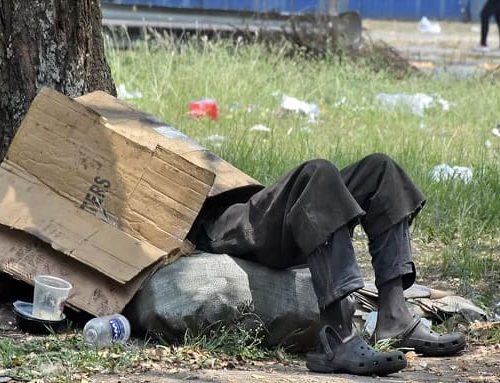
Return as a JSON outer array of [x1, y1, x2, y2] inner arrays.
[[481, 0, 500, 46], [188, 154, 426, 308]]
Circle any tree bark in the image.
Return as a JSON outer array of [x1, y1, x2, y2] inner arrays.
[[0, 0, 116, 160]]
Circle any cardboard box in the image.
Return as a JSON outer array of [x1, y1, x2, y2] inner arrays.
[[0, 88, 218, 314], [0, 225, 153, 316]]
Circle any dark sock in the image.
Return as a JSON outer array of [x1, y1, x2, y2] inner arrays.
[[374, 277, 414, 340]]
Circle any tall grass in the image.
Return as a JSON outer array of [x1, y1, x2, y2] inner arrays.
[[106, 37, 499, 301]]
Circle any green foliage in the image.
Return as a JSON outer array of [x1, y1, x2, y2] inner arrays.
[[0, 334, 145, 381]]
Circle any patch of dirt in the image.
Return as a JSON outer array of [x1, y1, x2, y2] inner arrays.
[[89, 345, 500, 383]]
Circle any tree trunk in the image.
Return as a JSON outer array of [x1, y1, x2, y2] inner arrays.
[[0, 0, 116, 160]]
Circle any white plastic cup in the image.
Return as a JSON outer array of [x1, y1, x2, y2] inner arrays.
[[32, 275, 72, 321]]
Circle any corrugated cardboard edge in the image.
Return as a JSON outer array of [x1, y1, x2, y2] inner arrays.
[[0, 164, 167, 284], [0, 225, 165, 316], [75, 90, 262, 197], [5, 87, 215, 258]]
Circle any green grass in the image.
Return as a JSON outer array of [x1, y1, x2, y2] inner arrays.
[[0, 323, 289, 382], [106, 37, 499, 301]]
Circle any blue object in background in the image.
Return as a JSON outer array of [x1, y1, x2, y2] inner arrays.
[[343, 0, 468, 21], [102, 0, 489, 20], [470, 0, 488, 21]]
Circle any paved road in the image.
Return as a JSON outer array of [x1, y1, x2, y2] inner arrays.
[[364, 20, 500, 75]]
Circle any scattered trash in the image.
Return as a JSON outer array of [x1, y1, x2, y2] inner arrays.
[[334, 97, 347, 107], [83, 314, 131, 348], [417, 17, 442, 34], [494, 302, 500, 321], [485, 140, 492, 149], [116, 84, 143, 100], [206, 134, 225, 143], [492, 126, 500, 138], [250, 124, 272, 133], [363, 311, 378, 337], [189, 99, 219, 120], [206, 134, 225, 148], [430, 164, 473, 184], [281, 95, 320, 123], [377, 93, 451, 117], [417, 296, 487, 322], [13, 300, 67, 334], [33, 275, 72, 321]]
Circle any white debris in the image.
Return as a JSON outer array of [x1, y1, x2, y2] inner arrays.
[[430, 164, 473, 184], [492, 127, 500, 137], [377, 93, 451, 117], [485, 140, 492, 149], [116, 84, 143, 100], [250, 124, 272, 133], [281, 95, 320, 123], [206, 135, 225, 148], [363, 311, 378, 338], [334, 97, 347, 107], [418, 17, 442, 34], [286, 127, 294, 135], [206, 134, 225, 142]]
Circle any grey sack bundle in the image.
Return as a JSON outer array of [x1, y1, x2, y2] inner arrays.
[[126, 253, 320, 350]]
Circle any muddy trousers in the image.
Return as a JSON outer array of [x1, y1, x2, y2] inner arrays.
[[480, 0, 500, 46], [189, 154, 426, 309]]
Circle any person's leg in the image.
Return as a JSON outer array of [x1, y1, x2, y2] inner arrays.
[[190, 159, 406, 375], [307, 225, 362, 338], [369, 218, 415, 339], [191, 159, 364, 270], [480, 0, 498, 46], [495, 5, 500, 48], [341, 154, 465, 356]]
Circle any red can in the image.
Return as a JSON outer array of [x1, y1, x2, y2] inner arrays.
[[188, 99, 219, 120]]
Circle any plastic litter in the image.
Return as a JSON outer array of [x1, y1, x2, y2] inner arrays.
[[206, 134, 225, 148], [377, 93, 451, 117], [32, 275, 72, 321], [116, 84, 143, 100], [281, 95, 320, 123], [492, 126, 500, 138], [418, 17, 442, 34], [189, 99, 219, 120], [493, 302, 500, 321], [13, 300, 67, 334], [83, 314, 131, 348], [250, 124, 272, 133], [430, 164, 473, 184]]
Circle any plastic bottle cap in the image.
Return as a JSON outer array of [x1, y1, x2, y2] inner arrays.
[[84, 328, 98, 344]]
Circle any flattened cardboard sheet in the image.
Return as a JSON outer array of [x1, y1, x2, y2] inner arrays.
[[0, 225, 161, 316]]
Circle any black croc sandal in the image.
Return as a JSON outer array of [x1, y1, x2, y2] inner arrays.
[[392, 318, 466, 357], [306, 325, 407, 376]]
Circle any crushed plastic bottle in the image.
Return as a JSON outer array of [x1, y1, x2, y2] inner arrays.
[[83, 314, 131, 348]]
